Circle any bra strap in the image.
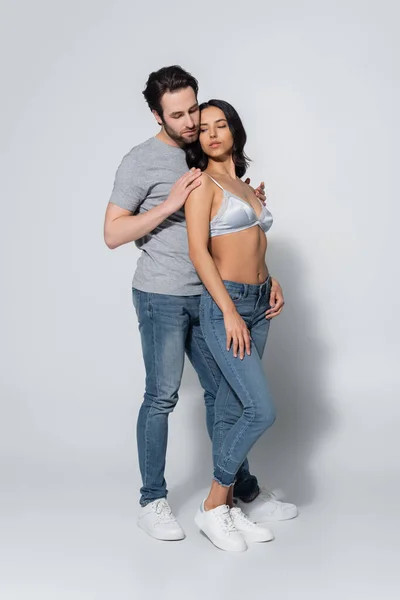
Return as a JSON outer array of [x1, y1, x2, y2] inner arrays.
[[204, 173, 224, 190]]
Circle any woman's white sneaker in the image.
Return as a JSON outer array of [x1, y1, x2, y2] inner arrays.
[[195, 501, 247, 552], [137, 498, 185, 541], [230, 506, 274, 542]]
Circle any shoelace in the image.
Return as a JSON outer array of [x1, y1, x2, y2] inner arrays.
[[258, 488, 276, 502], [216, 508, 237, 534], [231, 507, 258, 528], [152, 499, 175, 523]]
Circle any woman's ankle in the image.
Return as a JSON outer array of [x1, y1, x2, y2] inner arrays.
[[204, 498, 225, 511], [204, 482, 234, 511]]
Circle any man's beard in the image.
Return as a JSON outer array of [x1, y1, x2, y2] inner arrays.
[[162, 119, 199, 148]]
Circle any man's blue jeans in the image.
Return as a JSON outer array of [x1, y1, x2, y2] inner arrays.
[[132, 289, 259, 506]]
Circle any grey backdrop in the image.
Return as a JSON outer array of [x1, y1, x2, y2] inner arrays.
[[1, 1, 399, 598]]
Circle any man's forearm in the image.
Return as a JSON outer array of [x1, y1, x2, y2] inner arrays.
[[105, 202, 172, 249]]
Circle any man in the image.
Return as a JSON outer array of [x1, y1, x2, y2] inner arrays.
[[104, 65, 297, 541]]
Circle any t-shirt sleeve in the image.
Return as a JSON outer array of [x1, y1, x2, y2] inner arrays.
[[109, 153, 148, 213]]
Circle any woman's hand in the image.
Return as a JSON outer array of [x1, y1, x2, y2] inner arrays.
[[265, 278, 285, 319], [223, 309, 251, 359]]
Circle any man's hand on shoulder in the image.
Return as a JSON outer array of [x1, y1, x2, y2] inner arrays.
[[245, 178, 266, 204], [164, 168, 202, 214]]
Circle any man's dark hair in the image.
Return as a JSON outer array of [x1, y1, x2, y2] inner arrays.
[[142, 65, 199, 117], [185, 99, 251, 178]]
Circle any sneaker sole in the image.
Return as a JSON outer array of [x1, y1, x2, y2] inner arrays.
[[194, 511, 247, 552], [238, 529, 275, 543], [251, 508, 299, 523]]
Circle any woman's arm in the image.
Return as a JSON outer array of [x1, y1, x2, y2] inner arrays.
[[185, 175, 251, 359]]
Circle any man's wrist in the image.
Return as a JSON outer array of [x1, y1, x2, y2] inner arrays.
[[158, 201, 174, 219]]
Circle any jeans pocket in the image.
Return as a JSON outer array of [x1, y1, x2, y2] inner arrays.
[[132, 289, 153, 321]]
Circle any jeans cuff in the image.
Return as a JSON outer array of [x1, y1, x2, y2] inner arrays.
[[140, 494, 167, 507], [214, 465, 237, 487]]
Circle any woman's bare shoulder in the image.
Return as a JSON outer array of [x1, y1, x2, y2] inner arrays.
[[187, 172, 215, 204]]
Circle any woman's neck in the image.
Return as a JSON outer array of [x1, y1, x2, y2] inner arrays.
[[206, 156, 237, 180]]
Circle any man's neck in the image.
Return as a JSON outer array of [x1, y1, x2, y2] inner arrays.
[[156, 130, 183, 149]]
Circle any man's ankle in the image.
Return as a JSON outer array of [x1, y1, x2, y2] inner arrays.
[[235, 486, 260, 504]]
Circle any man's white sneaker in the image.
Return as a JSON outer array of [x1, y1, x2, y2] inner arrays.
[[137, 498, 185, 541], [195, 501, 247, 552], [236, 488, 298, 522], [230, 507, 274, 542]]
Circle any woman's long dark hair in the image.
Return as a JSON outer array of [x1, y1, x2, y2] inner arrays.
[[185, 99, 251, 178]]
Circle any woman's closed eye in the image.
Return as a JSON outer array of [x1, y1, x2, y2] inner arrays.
[[200, 125, 227, 133]]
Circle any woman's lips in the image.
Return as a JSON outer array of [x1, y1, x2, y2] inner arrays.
[[209, 142, 221, 148]]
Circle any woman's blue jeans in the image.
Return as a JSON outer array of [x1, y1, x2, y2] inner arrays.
[[200, 278, 276, 487]]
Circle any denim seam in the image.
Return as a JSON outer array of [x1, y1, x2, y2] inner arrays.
[[207, 300, 256, 480], [215, 382, 231, 473], [191, 325, 220, 390], [190, 323, 228, 465], [143, 296, 159, 498], [200, 299, 227, 460], [196, 301, 229, 448]]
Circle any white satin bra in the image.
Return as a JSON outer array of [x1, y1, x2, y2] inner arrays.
[[206, 174, 273, 238]]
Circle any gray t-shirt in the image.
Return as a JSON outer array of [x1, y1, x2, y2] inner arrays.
[[109, 137, 202, 296]]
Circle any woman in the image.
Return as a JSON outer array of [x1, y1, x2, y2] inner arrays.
[[185, 100, 280, 552]]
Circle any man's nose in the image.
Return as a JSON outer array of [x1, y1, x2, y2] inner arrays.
[[184, 114, 195, 129]]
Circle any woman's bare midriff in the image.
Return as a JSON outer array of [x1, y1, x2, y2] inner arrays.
[[209, 226, 268, 285]]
